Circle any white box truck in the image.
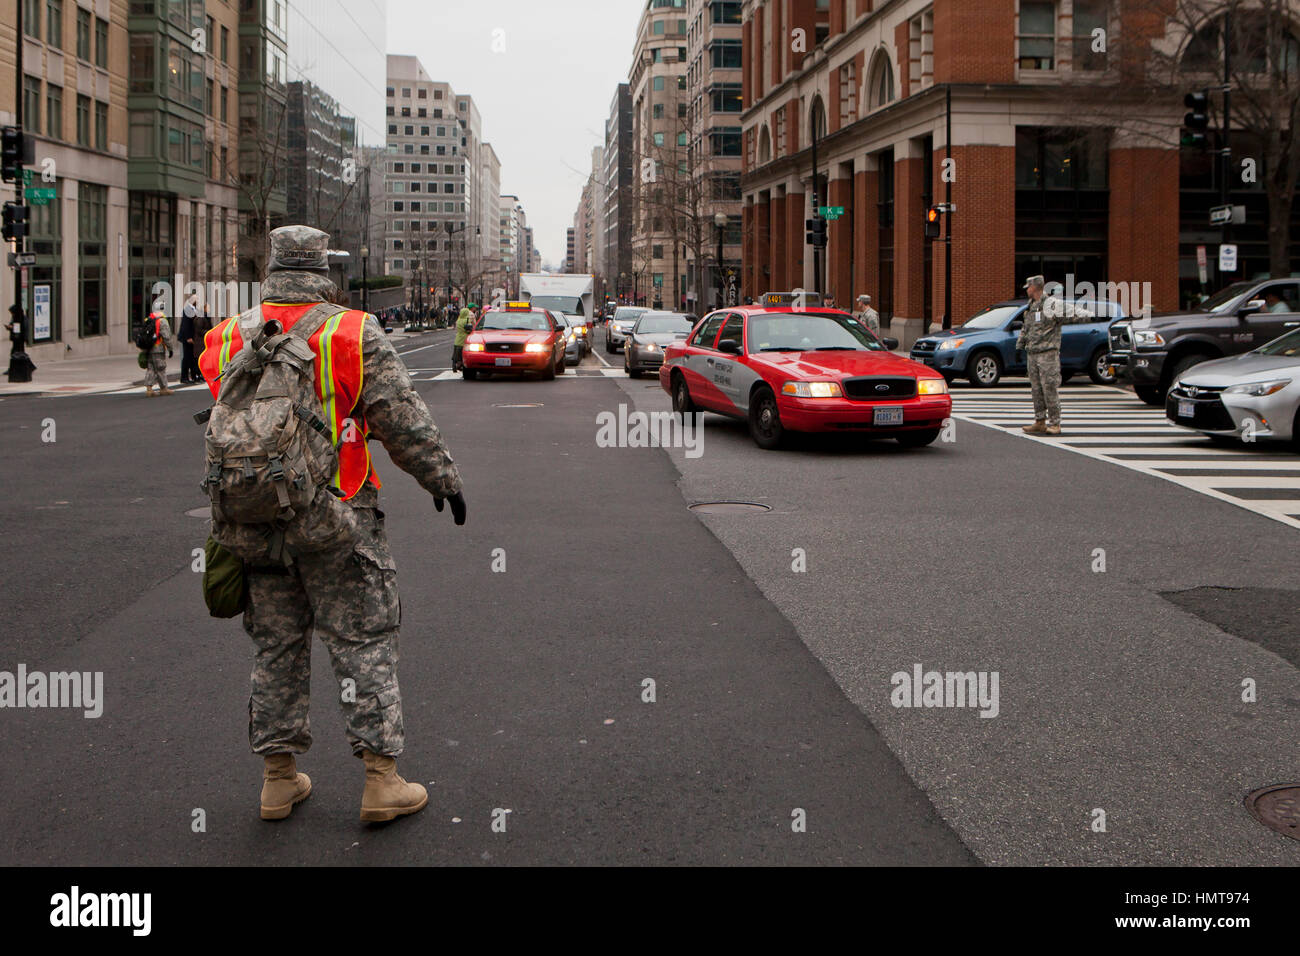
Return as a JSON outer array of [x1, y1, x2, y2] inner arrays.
[[520, 273, 594, 357]]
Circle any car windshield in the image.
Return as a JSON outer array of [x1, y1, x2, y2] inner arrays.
[[1255, 328, 1300, 357], [531, 295, 584, 317], [480, 310, 552, 331], [748, 312, 886, 352], [614, 308, 647, 322], [635, 315, 694, 335], [961, 306, 1021, 330], [1195, 281, 1256, 314]]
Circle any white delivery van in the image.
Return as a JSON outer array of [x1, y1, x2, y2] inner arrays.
[[520, 273, 594, 356]]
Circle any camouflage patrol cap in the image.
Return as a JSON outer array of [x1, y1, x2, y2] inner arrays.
[[268, 225, 332, 274], [1024, 274, 1045, 289]]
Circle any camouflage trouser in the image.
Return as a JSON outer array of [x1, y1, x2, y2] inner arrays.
[[1027, 350, 1062, 425], [244, 506, 404, 757], [144, 348, 168, 390]]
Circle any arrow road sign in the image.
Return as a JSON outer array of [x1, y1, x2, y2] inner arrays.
[[8, 252, 37, 267], [1209, 205, 1232, 226]]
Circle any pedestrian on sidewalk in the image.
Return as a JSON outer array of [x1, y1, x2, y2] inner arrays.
[[179, 296, 201, 384], [855, 294, 880, 338], [142, 310, 175, 397], [452, 302, 475, 372], [1017, 275, 1092, 436], [198, 224, 467, 824]]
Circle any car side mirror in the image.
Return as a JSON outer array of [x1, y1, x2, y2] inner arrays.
[[1240, 299, 1266, 317], [882, 337, 900, 350], [1009, 320, 1023, 332], [718, 339, 742, 355]]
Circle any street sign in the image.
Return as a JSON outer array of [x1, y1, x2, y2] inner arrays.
[[1196, 245, 1208, 285], [22, 168, 32, 187], [1209, 205, 1232, 226], [819, 206, 845, 220], [7, 252, 36, 267], [25, 187, 55, 205], [1219, 244, 1238, 273]]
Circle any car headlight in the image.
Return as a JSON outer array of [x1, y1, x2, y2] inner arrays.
[[1224, 379, 1291, 397], [937, 339, 965, 351], [642, 342, 658, 351], [567, 334, 576, 342], [782, 381, 842, 398], [525, 343, 548, 353], [575, 326, 587, 334], [466, 343, 485, 352], [1133, 329, 1166, 347], [918, 378, 949, 395]]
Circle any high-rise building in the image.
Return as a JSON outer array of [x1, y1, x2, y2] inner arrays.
[[603, 83, 632, 302], [629, 1, 689, 308], [236, 0, 290, 280], [2, 0, 131, 360]]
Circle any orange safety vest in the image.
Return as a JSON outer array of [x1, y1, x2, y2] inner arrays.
[[199, 303, 380, 500]]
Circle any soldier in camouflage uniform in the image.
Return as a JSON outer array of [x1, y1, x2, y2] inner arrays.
[[143, 311, 175, 397], [201, 225, 467, 823], [1016, 275, 1092, 436]]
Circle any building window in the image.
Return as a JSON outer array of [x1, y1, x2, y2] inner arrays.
[[712, 1, 741, 24], [94, 16, 108, 67], [75, 94, 91, 146], [46, 0, 63, 49], [1018, 1, 1057, 71], [710, 39, 742, 69], [78, 182, 108, 338], [867, 53, 895, 110], [46, 84, 63, 140], [220, 25, 229, 64], [24, 76, 42, 134], [24, 0, 40, 39], [1072, 0, 1108, 70], [76, 7, 91, 60], [130, 35, 154, 93], [94, 100, 107, 150]]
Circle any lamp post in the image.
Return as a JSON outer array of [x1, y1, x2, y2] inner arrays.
[[360, 245, 370, 314], [619, 272, 627, 304], [713, 211, 728, 311]]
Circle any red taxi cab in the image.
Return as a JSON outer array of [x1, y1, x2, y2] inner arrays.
[[463, 302, 566, 381], [659, 292, 952, 449]]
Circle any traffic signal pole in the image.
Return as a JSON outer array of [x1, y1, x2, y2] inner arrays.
[[8, 0, 27, 379], [944, 84, 952, 330], [810, 115, 822, 295], [1221, 11, 1232, 248]]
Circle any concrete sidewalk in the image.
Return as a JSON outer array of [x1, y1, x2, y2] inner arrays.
[[0, 350, 192, 398]]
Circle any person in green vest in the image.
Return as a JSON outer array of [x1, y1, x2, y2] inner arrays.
[[453, 303, 477, 372]]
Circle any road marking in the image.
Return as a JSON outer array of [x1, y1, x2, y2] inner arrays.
[[952, 388, 1300, 531]]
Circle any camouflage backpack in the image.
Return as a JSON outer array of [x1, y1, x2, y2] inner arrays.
[[197, 302, 359, 565]]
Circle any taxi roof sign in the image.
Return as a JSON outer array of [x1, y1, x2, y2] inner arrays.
[[504, 301, 533, 311], [761, 291, 823, 307]]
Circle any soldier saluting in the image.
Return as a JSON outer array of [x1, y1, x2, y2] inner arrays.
[[199, 225, 467, 824], [1017, 275, 1092, 436]]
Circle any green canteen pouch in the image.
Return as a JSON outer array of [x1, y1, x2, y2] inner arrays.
[[203, 535, 247, 618], [137, 351, 149, 369]]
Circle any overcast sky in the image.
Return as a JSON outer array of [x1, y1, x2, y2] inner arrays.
[[386, 0, 646, 268]]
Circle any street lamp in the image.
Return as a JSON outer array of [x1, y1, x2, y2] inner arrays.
[[713, 212, 728, 310], [360, 244, 370, 314], [619, 272, 627, 304]]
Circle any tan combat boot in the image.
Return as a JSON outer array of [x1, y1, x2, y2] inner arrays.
[[1045, 423, 1062, 436], [360, 751, 428, 823], [145, 387, 156, 398], [159, 386, 174, 395], [1022, 420, 1047, 434], [260, 753, 312, 820]]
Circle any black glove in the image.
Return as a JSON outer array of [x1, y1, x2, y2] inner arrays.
[[168, 349, 174, 358], [434, 491, 467, 526]]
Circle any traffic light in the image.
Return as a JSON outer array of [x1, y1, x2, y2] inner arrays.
[[925, 205, 943, 240], [1, 127, 25, 183], [2, 203, 29, 242], [805, 217, 827, 248], [1182, 91, 1209, 149]]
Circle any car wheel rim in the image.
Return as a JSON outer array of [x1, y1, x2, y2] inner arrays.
[[757, 400, 777, 437], [976, 358, 995, 382]]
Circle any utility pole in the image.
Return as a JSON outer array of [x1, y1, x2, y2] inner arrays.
[[7, 0, 32, 382], [1221, 10, 1232, 249], [944, 84, 953, 330], [810, 111, 822, 295]]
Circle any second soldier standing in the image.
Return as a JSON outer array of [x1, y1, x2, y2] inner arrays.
[[1017, 275, 1092, 436]]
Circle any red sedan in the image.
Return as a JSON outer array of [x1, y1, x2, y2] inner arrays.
[[462, 302, 566, 381], [658, 295, 952, 449]]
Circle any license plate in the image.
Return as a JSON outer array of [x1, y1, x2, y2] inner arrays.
[[495, 357, 512, 367], [874, 406, 905, 426], [1178, 401, 1194, 418]]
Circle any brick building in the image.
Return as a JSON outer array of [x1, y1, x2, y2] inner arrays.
[[740, 0, 1299, 348]]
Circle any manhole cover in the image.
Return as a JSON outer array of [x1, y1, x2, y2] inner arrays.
[[491, 403, 544, 408], [185, 508, 210, 518], [689, 501, 771, 515], [1246, 784, 1300, 840]]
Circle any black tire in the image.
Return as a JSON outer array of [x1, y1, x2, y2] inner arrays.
[[748, 387, 786, 450], [606, 338, 614, 354], [541, 358, 556, 381], [671, 373, 698, 416], [896, 428, 942, 448], [1059, 370, 1073, 385], [968, 350, 1003, 387], [462, 368, 478, 381], [1167, 354, 1212, 392], [1088, 346, 1117, 385], [555, 354, 565, 375], [1135, 385, 1163, 406], [629, 368, 641, 379]]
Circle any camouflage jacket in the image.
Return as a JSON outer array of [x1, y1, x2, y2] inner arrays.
[[1016, 295, 1093, 354], [254, 272, 463, 506], [150, 317, 176, 355]]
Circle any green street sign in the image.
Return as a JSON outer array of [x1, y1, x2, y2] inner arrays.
[[819, 206, 845, 220], [25, 187, 55, 205], [22, 168, 33, 187]]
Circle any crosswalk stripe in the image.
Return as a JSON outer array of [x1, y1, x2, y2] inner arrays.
[[952, 387, 1300, 531]]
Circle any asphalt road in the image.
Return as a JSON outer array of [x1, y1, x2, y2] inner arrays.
[[0, 325, 972, 865], [1, 322, 1296, 865]]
